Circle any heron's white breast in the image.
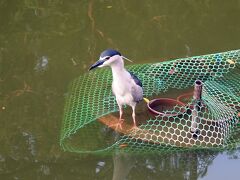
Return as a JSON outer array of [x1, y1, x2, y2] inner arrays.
[[112, 71, 135, 105]]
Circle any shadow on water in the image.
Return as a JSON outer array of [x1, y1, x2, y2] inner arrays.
[[0, 0, 240, 179]]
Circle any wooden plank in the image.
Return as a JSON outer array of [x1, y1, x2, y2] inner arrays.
[[98, 114, 224, 148]]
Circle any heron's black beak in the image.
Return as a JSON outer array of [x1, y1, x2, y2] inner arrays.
[[89, 60, 104, 71]]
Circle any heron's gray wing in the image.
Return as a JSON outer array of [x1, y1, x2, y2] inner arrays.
[[128, 71, 142, 87], [128, 71, 143, 103], [131, 85, 143, 103]]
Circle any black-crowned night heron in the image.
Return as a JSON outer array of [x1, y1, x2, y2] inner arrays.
[[89, 49, 143, 129]]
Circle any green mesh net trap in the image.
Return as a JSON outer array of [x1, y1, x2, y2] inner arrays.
[[60, 50, 240, 154]]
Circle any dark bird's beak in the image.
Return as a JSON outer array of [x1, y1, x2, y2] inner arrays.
[[89, 60, 104, 71]]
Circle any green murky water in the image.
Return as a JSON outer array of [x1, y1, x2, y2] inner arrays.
[[0, 0, 240, 179]]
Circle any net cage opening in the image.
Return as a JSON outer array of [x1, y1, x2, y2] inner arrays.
[[60, 50, 240, 154]]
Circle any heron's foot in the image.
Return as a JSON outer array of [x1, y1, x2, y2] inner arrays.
[[109, 119, 124, 130], [119, 118, 124, 123], [128, 124, 139, 133]]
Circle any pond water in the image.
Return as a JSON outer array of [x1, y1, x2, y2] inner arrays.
[[0, 0, 240, 179]]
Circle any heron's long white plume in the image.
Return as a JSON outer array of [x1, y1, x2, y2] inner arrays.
[[122, 56, 133, 63]]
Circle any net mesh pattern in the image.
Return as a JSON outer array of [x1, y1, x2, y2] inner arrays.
[[60, 50, 240, 154]]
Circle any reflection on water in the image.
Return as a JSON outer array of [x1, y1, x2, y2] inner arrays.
[[34, 56, 48, 72], [113, 151, 216, 180], [0, 0, 240, 179]]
